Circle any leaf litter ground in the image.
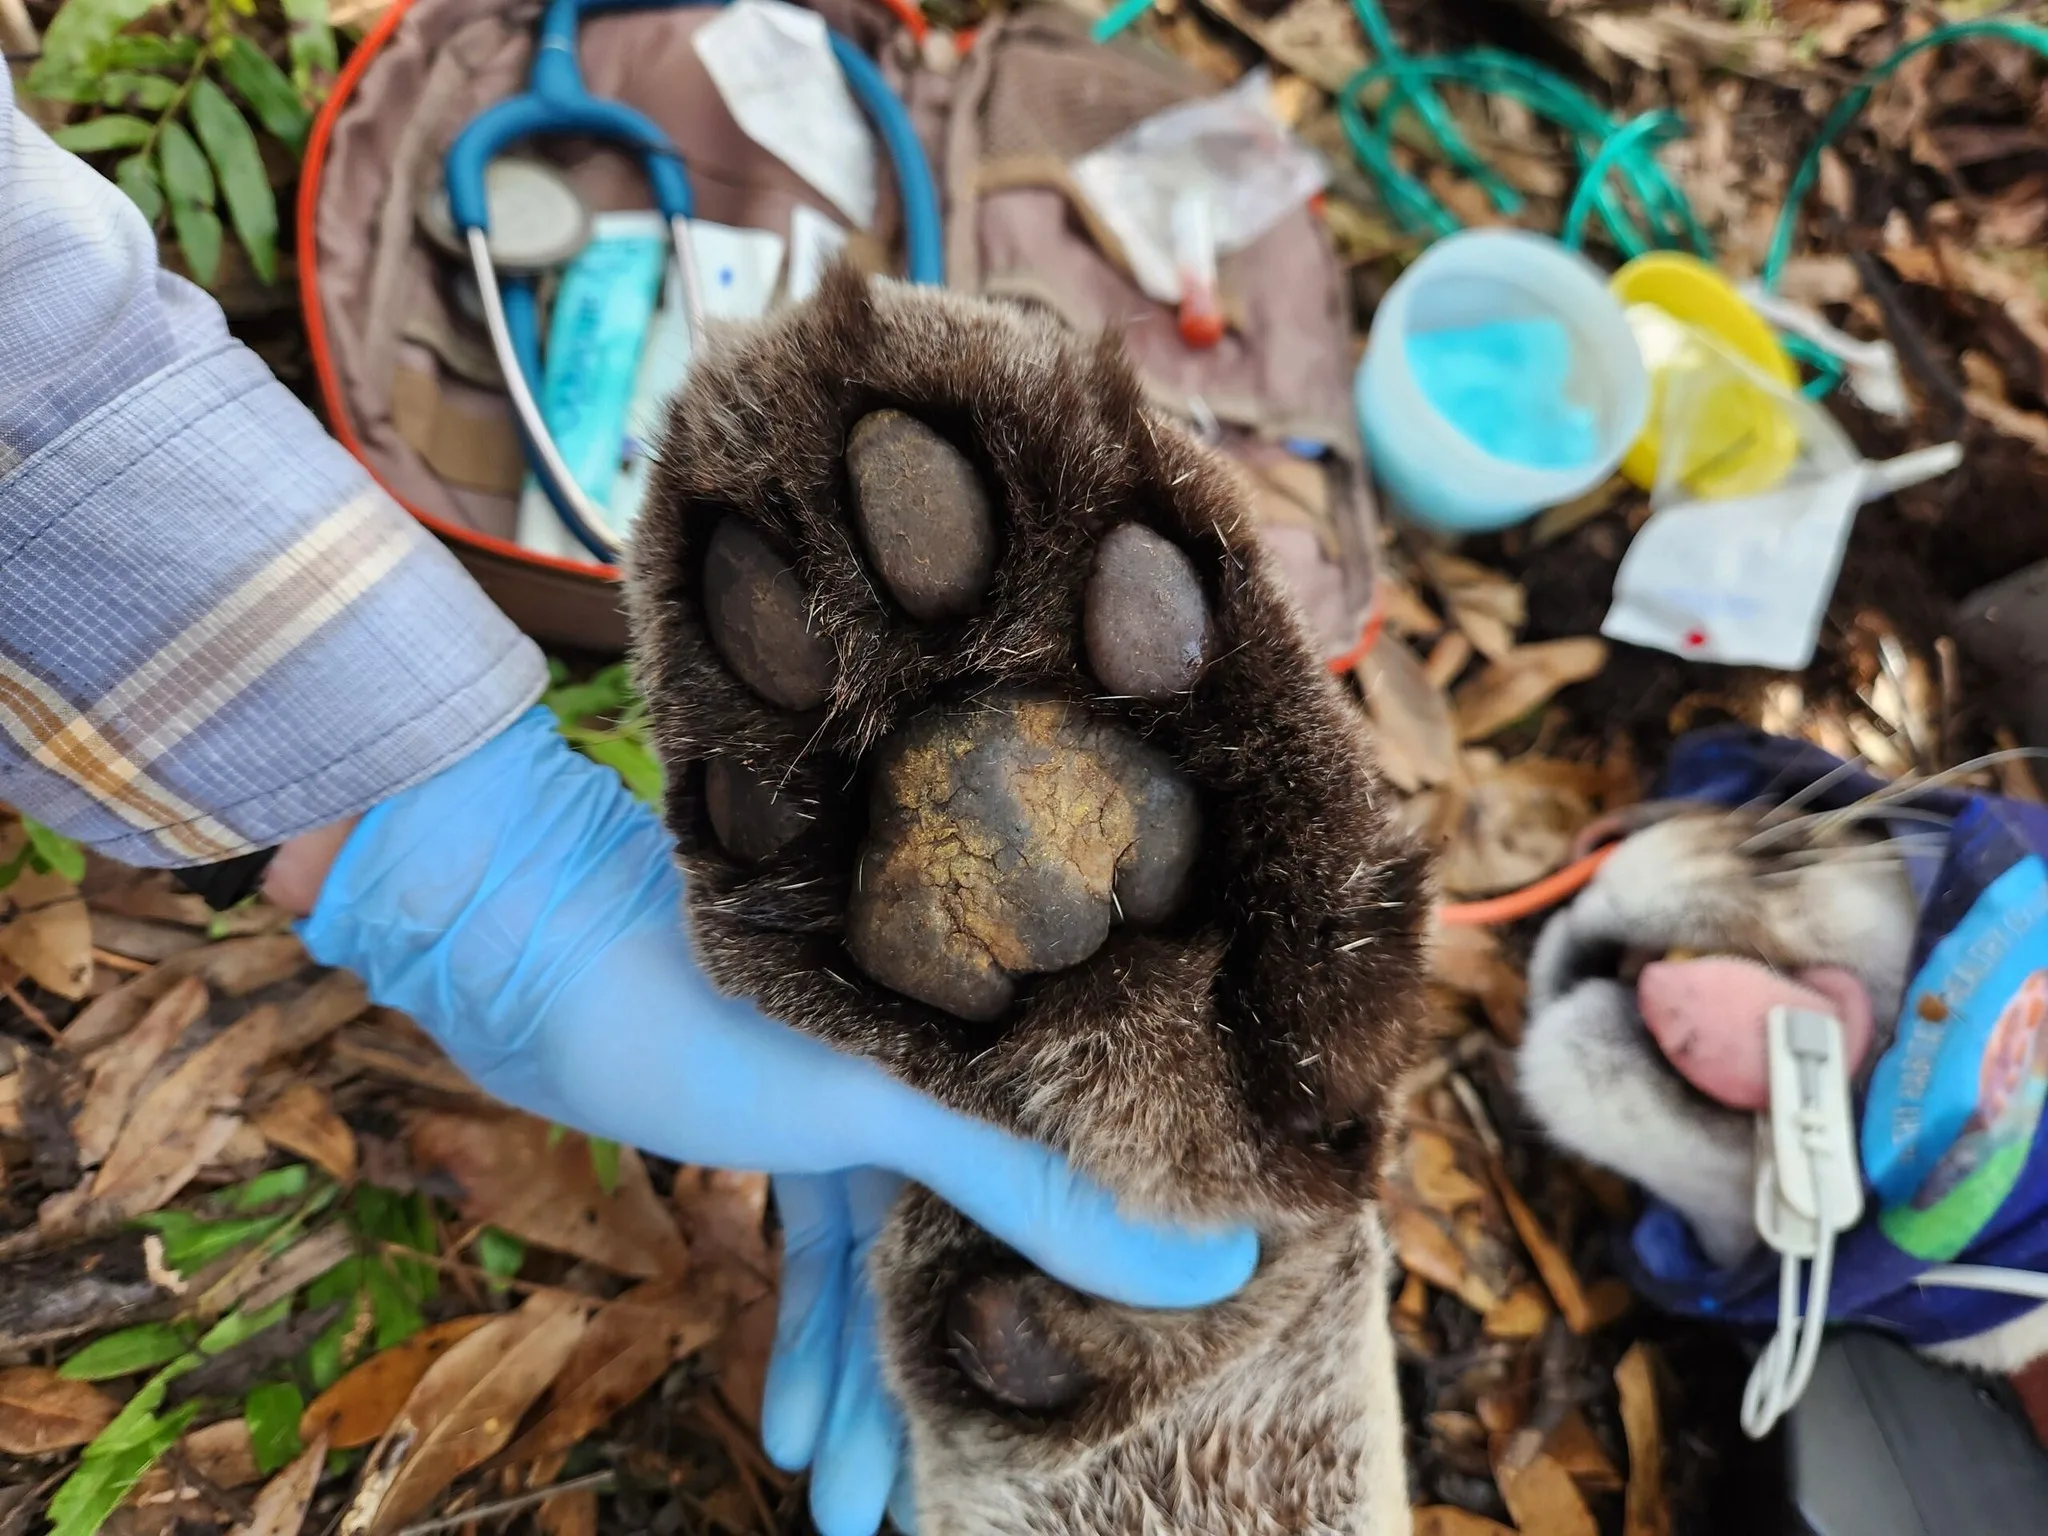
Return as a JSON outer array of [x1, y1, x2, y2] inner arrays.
[[7, 0, 2048, 1532]]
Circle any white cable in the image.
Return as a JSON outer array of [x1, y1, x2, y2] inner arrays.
[[1916, 1264, 2048, 1302]]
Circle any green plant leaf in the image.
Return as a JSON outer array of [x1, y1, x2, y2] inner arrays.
[[100, 33, 198, 68], [198, 1296, 293, 1357], [158, 119, 220, 283], [217, 36, 309, 151], [47, 1363, 202, 1536], [244, 1382, 305, 1474], [217, 1163, 311, 1214], [546, 1122, 569, 1151], [33, 0, 170, 75], [543, 663, 638, 728], [0, 840, 33, 892], [589, 1136, 622, 1197], [578, 734, 663, 806], [133, 1209, 287, 1274], [27, 66, 108, 104], [303, 1296, 359, 1391], [171, 203, 223, 286], [472, 1227, 526, 1291], [363, 1258, 424, 1351], [49, 114, 152, 154], [60, 1323, 192, 1382], [280, 0, 338, 98], [22, 816, 87, 881], [158, 117, 214, 204], [98, 71, 179, 110], [113, 153, 165, 222], [187, 77, 276, 283]]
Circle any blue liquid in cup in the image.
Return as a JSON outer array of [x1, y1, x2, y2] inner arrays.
[[1407, 317, 1599, 471]]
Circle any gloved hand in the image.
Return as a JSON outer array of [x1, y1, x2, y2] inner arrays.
[[301, 707, 1257, 1535]]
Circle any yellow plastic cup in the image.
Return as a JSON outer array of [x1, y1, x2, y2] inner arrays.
[[1611, 252, 1801, 499]]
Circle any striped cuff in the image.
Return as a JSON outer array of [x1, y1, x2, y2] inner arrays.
[[0, 340, 546, 866]]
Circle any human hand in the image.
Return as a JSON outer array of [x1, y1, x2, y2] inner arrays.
[[300, 710, 1257, 1526]]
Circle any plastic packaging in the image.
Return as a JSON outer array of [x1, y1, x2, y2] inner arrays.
[[1610, 252, 1801, 492], [1355, 229, 1646, 533], [1070, 69, 1328, 311], [513, 211, 668, 559]]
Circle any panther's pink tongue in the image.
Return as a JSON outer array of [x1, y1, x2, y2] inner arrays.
[[1636, 958, 1875, 1111]]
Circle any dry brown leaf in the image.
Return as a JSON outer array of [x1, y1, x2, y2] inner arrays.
[[1389, 1204, 1499, 1314], [61, 965, 191, 1054], [1813, 0, 1885, 55], [1454, 640, 1608, 743], [61, 938, 306, 1057], [537, 1486, 598, 1536], [1532, 477, 1628, 546], [230, 1432, 329, 1536], [1407, 1130, 1486, 1214], [0, 1068, 21, 1136], [1496, 1452, 1598, 1536], [1193, 0, 1365, 93], [1586, 1277, 1634, 1330], [1616, 1343, 1670, 1536], [73, 976, 207, 1168], [1547, 1409, 1622, 1492], [90, 913, 208, 965], [1374, 569, 1444, 640], [1482, 1283, 1552, 1340], [184, 1416, 263, 1488], [1358, 637, 1462, 791], [1426, 924, 1526, 1042], [84, 1005, 280, 1220], [253, 1082, 357, 1182], [1423, 632, 1474, 692], [673, 1169, 776, 1428], [187, 936, 307, 997], [0, 855, 93, 1000], [269, 971, 370, 1060], [411, 1109, 689, 1277], [501, 1278, 724, 1467], [1413, 1507, 1515, 1536], [1420, 551, 1525, 662], [366, 1292, 588, 1534], [0, 1366, 117, 1454], [1491, 1167, 1594, 1333], [300, 1315, 496, 1450], [1437, 757, 1597, 898]]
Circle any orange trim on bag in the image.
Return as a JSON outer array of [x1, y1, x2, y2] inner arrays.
[[299, 0, 619, 580], [1325, 594, 1385, 675], [1436, 844, 1617, 927]]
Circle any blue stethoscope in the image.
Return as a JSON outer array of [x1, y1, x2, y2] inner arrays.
[[446, 0, 945, 562]]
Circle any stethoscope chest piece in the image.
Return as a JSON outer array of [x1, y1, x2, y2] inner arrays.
[[418, 157, 591, 274]]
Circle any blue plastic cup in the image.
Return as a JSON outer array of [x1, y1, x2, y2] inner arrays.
[[1356, 230, 1647, 534]]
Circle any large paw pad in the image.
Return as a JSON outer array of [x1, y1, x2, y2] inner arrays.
[[847, 697, 1199, 1022]]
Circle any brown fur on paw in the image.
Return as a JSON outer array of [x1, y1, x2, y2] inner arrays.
[[627, 265, 1428, 1535]]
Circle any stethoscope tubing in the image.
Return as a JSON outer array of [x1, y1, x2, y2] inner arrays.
[[457, 2, 945, 564]]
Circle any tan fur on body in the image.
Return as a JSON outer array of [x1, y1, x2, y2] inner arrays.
[[627, 268, 1428, 1532]]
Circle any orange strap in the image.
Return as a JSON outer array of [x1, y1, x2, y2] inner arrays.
[[1436, 843, 1617, 927]]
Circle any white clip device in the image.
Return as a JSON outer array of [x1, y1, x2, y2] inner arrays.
[[1742, 1005, 1864, 1439]]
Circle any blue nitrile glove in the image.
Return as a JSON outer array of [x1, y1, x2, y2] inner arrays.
[[301, 707, 1256, 1536]]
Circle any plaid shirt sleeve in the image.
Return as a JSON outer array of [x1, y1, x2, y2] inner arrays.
[[0, 74, 548, 867]]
